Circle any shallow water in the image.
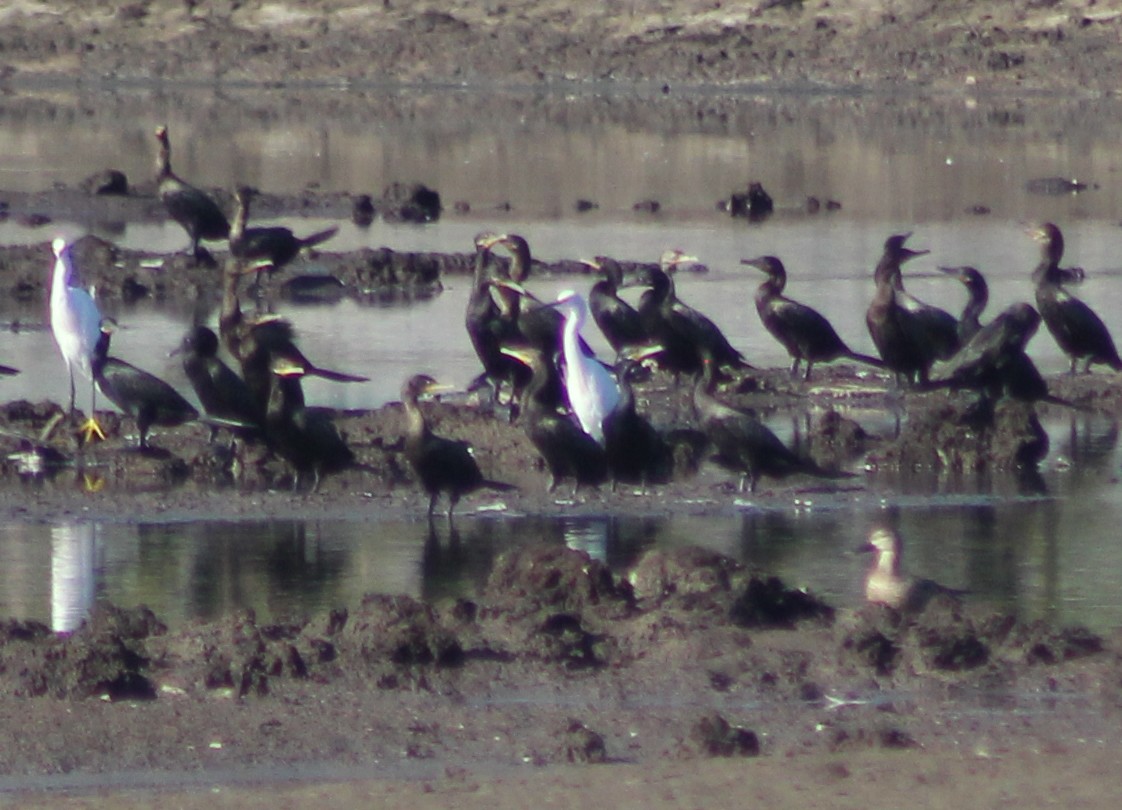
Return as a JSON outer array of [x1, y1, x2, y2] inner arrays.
[[2, 86, 1122, 632]]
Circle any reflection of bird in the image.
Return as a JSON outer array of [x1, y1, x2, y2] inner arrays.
[[552, 290, 621, 444], [859, 526, 965, 612], [501, 345, 607, 494], [173, 325, 263, 440], [230, 185, 338, 285], [693, 357, 853, 493], [587, 256, 646, 356], [401, 374, 515, 520], [92, 320, 200, 450], [1029, 222, 1122, 374], [866, 233, 951, 385], [0, 365, 18, 376], [49, 238, 105, 442], [744, 255, 882, 381], [154, 125, 230, 264], [940, 265, 989, 344]]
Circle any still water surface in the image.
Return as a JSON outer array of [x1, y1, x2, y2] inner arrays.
[[1, 86, 1122, 632]]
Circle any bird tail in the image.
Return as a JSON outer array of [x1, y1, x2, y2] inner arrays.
[[482, 479, 517, 492], [298, 226, 339, 250], [310, 367, 370, 383], [845, 351, 885, 369]]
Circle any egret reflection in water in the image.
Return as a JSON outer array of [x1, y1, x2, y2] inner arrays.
[[50, 523, 98, 633]]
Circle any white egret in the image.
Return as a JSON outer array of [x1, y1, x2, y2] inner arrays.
[[553, 289, 621, 445], [49, 238, 105, 442]]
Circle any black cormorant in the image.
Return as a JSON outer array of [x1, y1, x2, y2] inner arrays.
[[866, 233, 949, 385], [501, 345, 607, 494], [938, 265, 989, 345], [692, 358, 852, 493], [744, 255, 882, 380], [154, 125, 230, 264], [230, 185, 338, 285], [92, 320, 200, 450], [401, 374, 515, 520], [586, 256, 647, 356], [1029, 222, 1122, 374], [173, 325, 264, 440]]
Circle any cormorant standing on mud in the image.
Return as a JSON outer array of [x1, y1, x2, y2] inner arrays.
[[940, 265, 989, 345], [1029, 222, 1122, 374], [230, 186, 338, 285], [586, 256, 647, 356], [866, 233, 954, 385], [92, 320, 200, 450], [744, 255, 882, 381], [173, 325, 264, 440], [401, 374, 515, 520], [637, 252, 749, 378], [464, 232, 535, 409], [692, 357, 852, 493], [501, 345, 607, 494], [154, 125, 230, 264]]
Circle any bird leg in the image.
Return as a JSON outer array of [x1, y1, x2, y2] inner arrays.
[[79, 378, 105, 443]]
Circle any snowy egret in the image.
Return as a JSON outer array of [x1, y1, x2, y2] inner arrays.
[[552, 289, 620, 445], [155, 125, 230, 264], [49, 237, 104, 442]]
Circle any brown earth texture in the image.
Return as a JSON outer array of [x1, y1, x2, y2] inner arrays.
[[4, 1, 1122, 807]]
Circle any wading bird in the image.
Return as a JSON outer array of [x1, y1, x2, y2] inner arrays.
[[230, 185, 338, 286], [859, 526, 965, 613], [49, 237, 105, 441], [154, 125, 230, 264]]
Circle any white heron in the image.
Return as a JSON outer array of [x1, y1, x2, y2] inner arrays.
[[553, 289, 620, 445], [49, 238, 105, 441]]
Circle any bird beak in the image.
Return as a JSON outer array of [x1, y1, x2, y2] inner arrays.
[[491, 278, 535, 299], [579, 258, 602, 272], [270, 356, 307, 377], [476, 233, 506, 250], [617, 343, 664, 363], [855, 542, 876, 554], [500, 345, 536, 366], [900, 247, 929, 263], [739, 257, 768, 273]]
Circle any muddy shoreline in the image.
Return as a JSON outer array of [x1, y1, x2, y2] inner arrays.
[[4, 0, 1122, 805]]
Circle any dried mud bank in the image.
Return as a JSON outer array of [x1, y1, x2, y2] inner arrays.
[[1, 1, 1121, 93], [0, 544, 1114, 780]]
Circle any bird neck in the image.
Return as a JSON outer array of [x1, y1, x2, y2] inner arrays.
[[962, 287, 988, 326], [402, 396, 430, 440], [505, 238, 531, 282], [231, 195, 249, 242], [156, 137, 174, 182]]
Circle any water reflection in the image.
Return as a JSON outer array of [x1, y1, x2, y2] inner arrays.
[[4, 502, 1122, 633]]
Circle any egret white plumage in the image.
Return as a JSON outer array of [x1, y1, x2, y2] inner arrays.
[[553, 289, 621, 445], [49, 238, 105, 441]]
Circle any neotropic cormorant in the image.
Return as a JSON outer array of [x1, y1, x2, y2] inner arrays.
[[264, 354, 354, 490], [939, 265, 989, 345], [929, 302, 1061, 405], [464, 232, 532, 408], [1029, 222, 1122, 374], [859, 526, 965, 613], [636, 253, 749, 378], [866, 233, 949, 385], [92, 320, 200, 450], [501, 345, 607, 494], [154, 125, 230, 264], [744, 255, 882, 381], [602, 345, 675, 487], [49, 238, 105, 441], [173, 325, 264, 440], [586, 256, 647, 356], [692, 358, 853, 493], [230, 185, 338, 285], [401, 374, 515, 520]]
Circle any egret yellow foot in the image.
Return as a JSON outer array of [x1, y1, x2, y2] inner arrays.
[[79, 416, 106, 443]]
